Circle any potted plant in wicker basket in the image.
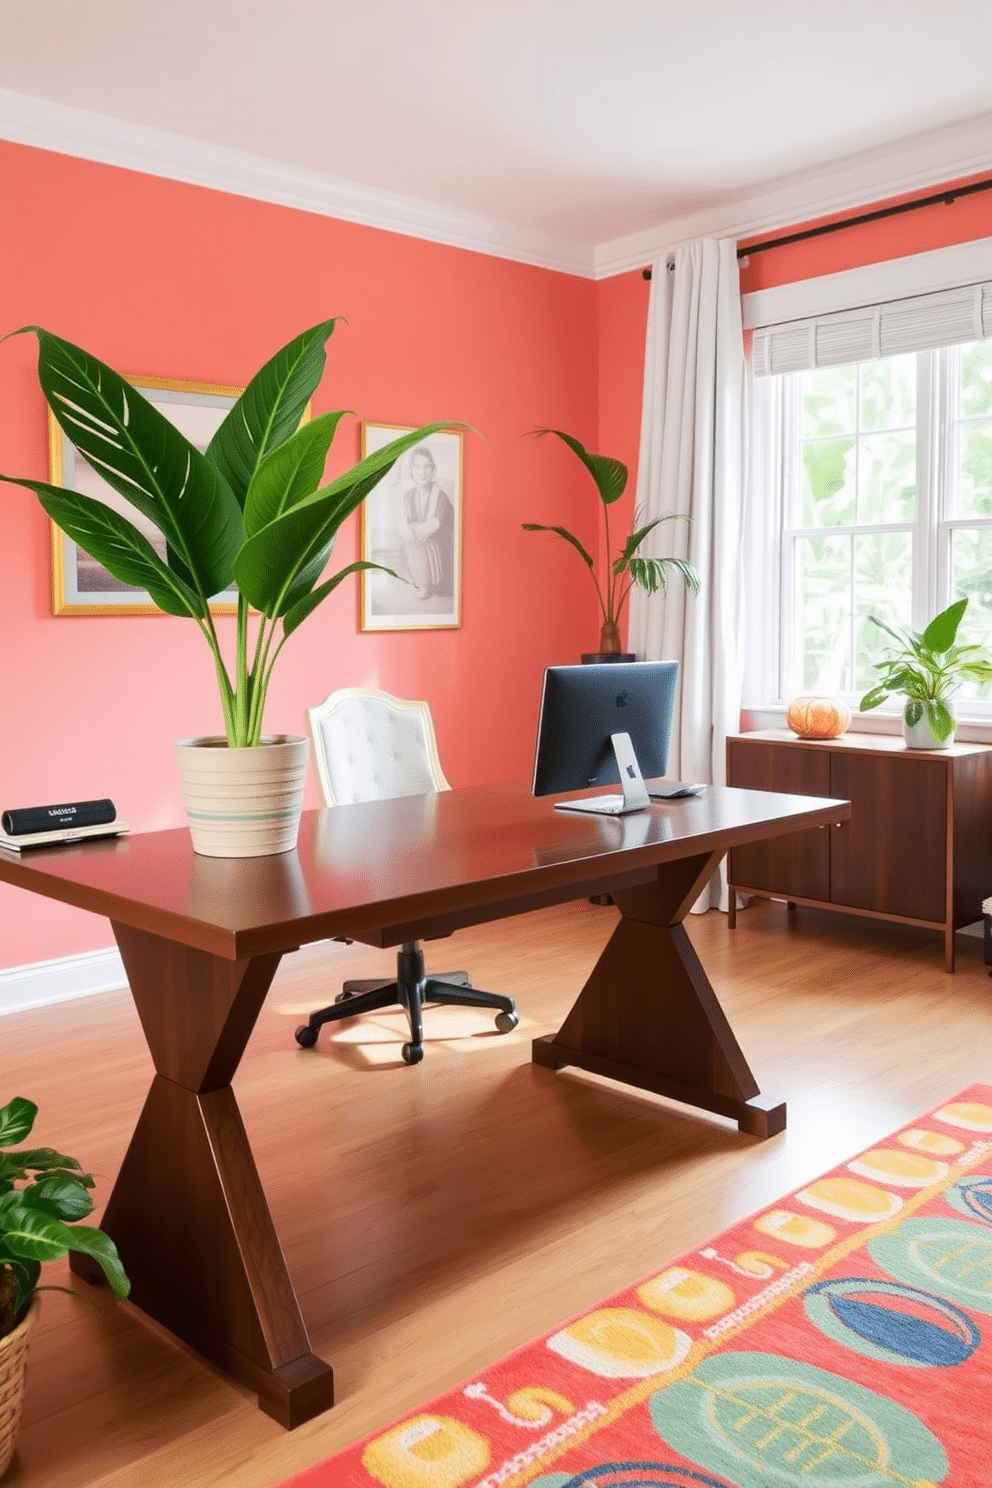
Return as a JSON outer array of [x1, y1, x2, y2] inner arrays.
[[0, 1096, 129, 1477]]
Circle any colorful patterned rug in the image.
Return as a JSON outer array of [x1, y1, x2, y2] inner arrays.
[[281, 1085, 992, 1488]]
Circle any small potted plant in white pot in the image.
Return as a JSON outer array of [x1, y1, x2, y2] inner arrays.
[[0, 1095, 129, 1476], [859, 597, 992, 748], [0, 321, 457, 856], [522, 428, 699, 659]]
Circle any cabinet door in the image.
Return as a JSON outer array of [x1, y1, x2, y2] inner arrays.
[[727, 741, 830, 900], [829, 752, 946, 920]]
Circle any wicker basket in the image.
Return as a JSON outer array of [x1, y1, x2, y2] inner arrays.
[[0, 1298, 38, 1479]]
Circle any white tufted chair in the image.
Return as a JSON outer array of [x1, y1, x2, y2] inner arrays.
[[297, 687, 518, 1064]]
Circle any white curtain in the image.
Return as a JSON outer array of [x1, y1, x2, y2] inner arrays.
[[629, 238, 747, 911]]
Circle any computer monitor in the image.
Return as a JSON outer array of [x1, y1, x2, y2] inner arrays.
[[532, 660, 680, 816]]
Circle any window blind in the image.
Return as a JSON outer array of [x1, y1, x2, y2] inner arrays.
[[752, 279, 992, 376]]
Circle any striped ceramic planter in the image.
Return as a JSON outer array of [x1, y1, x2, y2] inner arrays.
[[175, 735, 309, 858]]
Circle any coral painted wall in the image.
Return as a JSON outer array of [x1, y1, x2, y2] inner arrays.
[[0, 140, 601, 970], [2, 144, 985, 977]]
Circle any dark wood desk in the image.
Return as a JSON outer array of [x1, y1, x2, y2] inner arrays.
[[0, 780, 848, 1426]]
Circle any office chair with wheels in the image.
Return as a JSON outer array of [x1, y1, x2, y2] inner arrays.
[[296, 687, 518, 1064]]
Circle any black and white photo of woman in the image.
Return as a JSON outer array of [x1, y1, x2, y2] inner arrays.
[[360, 424, 462, 630], [399, 446, 454, 600]]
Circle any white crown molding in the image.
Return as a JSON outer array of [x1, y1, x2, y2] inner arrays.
[[0, 946, 126, 1017], [0, 87, 989, 287], [594, 111, 992, 280], [0, 87, 595, 278]]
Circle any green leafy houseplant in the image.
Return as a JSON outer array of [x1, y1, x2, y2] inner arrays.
[[0, 321, 454, 748], [859, 597, 992, 744], [522, 428, 700, 654], [0, 1095, 129, 1342]]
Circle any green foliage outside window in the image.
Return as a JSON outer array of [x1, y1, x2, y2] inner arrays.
[[788, 343, 992, 704]]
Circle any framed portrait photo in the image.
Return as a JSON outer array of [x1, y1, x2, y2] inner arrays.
[[49, 376, 243, 616], [360, 423, 463, 632]]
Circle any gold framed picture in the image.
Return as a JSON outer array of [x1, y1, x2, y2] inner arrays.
[[49, 376, 243, 616], [359, 423, 463, 632]]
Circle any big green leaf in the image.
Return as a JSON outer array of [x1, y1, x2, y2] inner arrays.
[[0, 1198, 72, 1263], [0, 1098, 35, 1147], [922, 597, 967, 653], [859, 685, 891, 711], [534, 428, 628, 505], [14, 327, 243, 601], [234, 484, 364, 616], [243, 409, 351, 538], [0, 479, 208, 618], [0, 1146, 86, 1179], [24, 1175, 94, 1222], [0, 1202, 129, 1298], [206, 320, 339, 505], [925, 697, 956, 741], [56, 1223, 130, 1300]]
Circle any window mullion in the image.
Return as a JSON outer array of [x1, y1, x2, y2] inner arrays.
[[912, 349, 935, 627]]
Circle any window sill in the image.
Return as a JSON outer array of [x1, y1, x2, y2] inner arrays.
[[740, 705, 992, 747]]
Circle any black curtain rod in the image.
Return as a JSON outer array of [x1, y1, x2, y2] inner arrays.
[[641, 175, 992, 279]]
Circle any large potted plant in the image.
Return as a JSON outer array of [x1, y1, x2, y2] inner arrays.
[[1, 321, 455, 856], [522, 428, 699, 659], [859, 597, 992, 748], [0, 1095, 129, 1477]]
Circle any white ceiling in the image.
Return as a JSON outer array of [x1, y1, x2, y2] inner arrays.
[[1, 0, 990, 276]]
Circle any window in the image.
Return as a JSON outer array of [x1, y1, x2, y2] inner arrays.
[[746, 254, 992, 717], [786, 353, 917, 696]]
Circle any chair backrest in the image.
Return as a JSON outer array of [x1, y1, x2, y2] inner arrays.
[[307, 687, 451, 806]]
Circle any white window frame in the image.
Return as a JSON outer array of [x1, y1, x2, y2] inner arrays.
[[742, 238, 992, 736]]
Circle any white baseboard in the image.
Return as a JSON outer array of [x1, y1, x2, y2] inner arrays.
[[0, 947, 127, 1016]]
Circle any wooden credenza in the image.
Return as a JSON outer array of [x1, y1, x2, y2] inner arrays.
[[726, 730, 992, 971]]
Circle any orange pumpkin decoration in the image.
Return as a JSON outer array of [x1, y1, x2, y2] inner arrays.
[[785, 695, 851, 740]]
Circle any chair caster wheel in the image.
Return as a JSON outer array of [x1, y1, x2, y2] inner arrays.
[[495, 1011, 519, 1034], [295, 1024, 319, 1049], [402, 1042, 424, 1065]]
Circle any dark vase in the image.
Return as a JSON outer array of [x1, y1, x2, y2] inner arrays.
[[581, 620, 636, 664]]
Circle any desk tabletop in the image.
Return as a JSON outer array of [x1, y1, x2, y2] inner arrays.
[[0, 780, 849, 959]]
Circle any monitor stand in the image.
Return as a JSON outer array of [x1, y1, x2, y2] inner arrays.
[[554, 732, 651, 816]]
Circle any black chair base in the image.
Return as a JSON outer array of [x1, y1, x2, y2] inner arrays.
[[295, 940, 518, 1064]]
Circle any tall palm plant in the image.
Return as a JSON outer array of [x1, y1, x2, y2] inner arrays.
[[523, 429, 699, 654]]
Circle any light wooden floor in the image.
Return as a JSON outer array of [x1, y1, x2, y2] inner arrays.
[[4, 896, 990, 1486]]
